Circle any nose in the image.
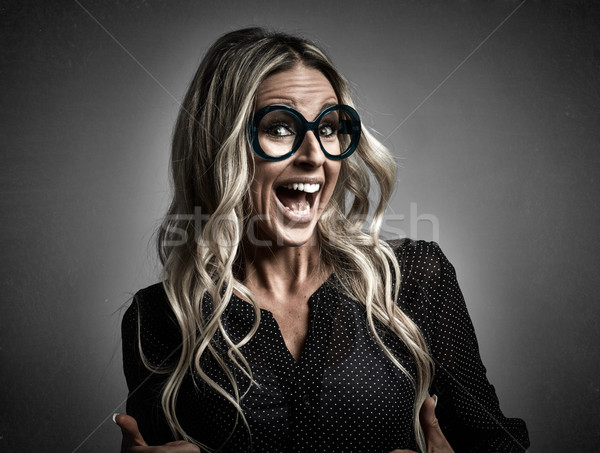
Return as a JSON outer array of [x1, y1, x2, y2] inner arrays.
[[294, 130, 326, 167]]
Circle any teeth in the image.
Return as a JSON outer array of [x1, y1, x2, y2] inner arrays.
[[285, 202, 311, 216], [285, 183, 320, 193]]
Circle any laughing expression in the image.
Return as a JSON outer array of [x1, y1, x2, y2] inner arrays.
[[248, 64, 342, 247]]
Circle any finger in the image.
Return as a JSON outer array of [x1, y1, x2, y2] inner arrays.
[[128, 441, 201, 453], [419, 396, 437, 427], [163, 441, 202, 452], [113, 413, 148, 448], [419, 397, 454, 453]]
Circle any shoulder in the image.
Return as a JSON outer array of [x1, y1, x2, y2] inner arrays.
[[123, 282, 172, 326], [387, 239, 453, 289], [387, 239, 462, 332], [135, 282, 170, 304]]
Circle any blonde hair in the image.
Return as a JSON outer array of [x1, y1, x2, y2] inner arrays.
[[153, 27, 433, 452]]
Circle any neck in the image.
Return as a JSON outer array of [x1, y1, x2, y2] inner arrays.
[[241, 238, 328, 296]]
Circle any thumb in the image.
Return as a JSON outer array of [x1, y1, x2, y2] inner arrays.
[[419, 396, 453, 453], [113, 413, 148, 449]]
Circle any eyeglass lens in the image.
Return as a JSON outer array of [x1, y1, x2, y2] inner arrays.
[[257, 108, 354, 158]]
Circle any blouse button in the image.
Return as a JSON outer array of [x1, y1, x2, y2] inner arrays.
[[302, 394, 310, 405]]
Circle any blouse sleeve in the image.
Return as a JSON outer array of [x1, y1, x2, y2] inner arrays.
[[121, 284, 179, 445], [393, 240, 530, 453]]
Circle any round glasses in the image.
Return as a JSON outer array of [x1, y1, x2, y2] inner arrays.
[[248, 104, 361, 161]]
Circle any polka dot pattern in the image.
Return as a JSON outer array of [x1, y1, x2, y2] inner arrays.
[[122, 240, 529, 452]]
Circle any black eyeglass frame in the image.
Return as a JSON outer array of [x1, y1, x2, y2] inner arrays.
[[248, 104, 362, 162]]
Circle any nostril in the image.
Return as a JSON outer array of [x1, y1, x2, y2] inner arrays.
[[295, 133, 325, 163]]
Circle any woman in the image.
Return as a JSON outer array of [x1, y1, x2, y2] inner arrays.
[[115, 28, 529, 453]]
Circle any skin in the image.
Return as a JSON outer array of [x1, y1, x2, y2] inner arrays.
[[241, 64, 342, 362], [247, 64, 341, 249], [116, 64, 456, 452]]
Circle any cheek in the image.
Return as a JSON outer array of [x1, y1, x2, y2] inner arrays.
[[319, 163, 342, 210], [248, 164, 278, 208], [326, 163, 342, 193], [249, 178, 267, 211]]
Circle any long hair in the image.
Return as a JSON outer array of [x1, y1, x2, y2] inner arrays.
[[152, 27, 433, 452]]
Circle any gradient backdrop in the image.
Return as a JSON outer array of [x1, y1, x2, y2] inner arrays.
[[2, 1, 599, 451]]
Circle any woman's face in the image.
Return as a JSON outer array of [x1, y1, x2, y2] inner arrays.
[[248, 64, 342, 248]]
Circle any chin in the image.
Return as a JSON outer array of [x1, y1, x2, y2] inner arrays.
[[276, 232, 319, 248], [271, 223, 320, 248], [247, 217, 320, 249]]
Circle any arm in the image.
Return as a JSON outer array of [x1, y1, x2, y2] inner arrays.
[[395, 241, 530, 453], [121, 287, 180, 445]]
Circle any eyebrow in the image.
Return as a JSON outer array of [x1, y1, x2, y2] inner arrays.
[[259, 100, 339, 111]]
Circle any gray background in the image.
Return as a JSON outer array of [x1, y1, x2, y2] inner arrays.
[[2, 1, 599, 451]]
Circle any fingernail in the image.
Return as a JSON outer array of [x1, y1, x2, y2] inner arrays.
[[432, 394, 438, 407], [112, 413, 119, 424]]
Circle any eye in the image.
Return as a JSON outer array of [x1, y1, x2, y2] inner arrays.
[[318, 123, 336, 138], [264, 122, 296, 138]]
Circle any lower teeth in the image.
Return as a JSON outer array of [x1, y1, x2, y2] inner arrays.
[[285, 203, 310, 215]]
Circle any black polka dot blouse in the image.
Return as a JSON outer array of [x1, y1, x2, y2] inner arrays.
[[122, 239, 529, 452]]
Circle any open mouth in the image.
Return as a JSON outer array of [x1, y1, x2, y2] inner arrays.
[[275, 182, 320, 217]]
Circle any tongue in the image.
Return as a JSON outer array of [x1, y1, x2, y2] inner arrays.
[[276, 187, 310, 212]]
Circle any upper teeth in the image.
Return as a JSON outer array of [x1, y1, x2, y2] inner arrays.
[[285, 183, 320, 193]]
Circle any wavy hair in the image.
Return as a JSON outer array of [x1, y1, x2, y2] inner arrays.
[[151, 27, 433, 452]]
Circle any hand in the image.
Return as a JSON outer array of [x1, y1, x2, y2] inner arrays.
[[114, 413, 201, 453], [390, 396, 454, 453]]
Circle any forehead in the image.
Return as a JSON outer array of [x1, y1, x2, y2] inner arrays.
[[255, 64, 338, 112]]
